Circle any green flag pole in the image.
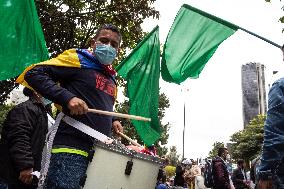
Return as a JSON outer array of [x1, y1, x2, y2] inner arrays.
[[184, 4, 282, 48], [239, 27, 281, 48], [185, 3, 282, 48]]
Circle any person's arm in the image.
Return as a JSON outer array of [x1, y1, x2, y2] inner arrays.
[[6, 103, 39, 184], [25, 66, 76, 106], [257, 166, 273, 189], [25, 66, 88, 115], [258, 179, 273, 189], [258, 80, 284, 187]]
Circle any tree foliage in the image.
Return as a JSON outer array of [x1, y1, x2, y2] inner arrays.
[[166, 146, 180, 166], [208, 141, 225, 158], [265, 0, 284, 32], [0, 78, 19, 105], [115, 92, 170, 156], [35, 0, 159, 58], [230, 114, 265, 162], [0, 0, 159, 104], [0, 104, 15, 134]]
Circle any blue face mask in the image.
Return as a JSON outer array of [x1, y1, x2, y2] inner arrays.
[[94, 44, 117, 65]]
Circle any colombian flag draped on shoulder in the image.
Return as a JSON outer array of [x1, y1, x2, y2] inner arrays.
[[16, 49, 116, 89], [161, 4, 239, 84], [116, 26, 161, 146], [0, 0, 49, 80]]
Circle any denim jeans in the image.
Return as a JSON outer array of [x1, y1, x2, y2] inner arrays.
[[260, 78, 284, 172], [272, 161, 284, 189], [43, 153, 88, 189]]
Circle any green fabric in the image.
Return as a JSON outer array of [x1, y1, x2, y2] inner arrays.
[[116, 26, 161, 146], [161, 4, 238, 84], [0, 0, 49, 80]]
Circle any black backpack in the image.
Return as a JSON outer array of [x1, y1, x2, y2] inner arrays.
[[204, 159, 214, 188]]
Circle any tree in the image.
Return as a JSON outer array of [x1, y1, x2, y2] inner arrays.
[[0, 104, 15, 134], [0, 0, 160, 104], [230, 114, 265, 162], [166, 146, 180, 166], [0, 78, 19, 105], [36, 0, 159, 59], [265, 0, 284, 32], [115, 92, 170, 157], [208, 141, 225, 158]]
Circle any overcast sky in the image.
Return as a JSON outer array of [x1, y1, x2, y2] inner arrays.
[[140, 0, 284, 159]]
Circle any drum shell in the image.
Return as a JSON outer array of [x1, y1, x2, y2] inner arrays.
[[83, 143, 161, 189]]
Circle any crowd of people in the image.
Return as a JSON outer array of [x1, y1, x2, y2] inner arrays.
[[156, 147, 267, 189], [155, 46, 284, 189]]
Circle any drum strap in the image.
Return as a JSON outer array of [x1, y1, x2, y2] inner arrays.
[[38, 112, 64, 189], [62, 115, 113, 143]]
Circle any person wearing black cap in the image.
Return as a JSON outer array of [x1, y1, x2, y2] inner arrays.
[[0, 87, 51, 189]]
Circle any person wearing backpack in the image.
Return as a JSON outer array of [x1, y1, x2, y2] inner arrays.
[[204, 158, 213, 188], [212, 147, 232, 189]]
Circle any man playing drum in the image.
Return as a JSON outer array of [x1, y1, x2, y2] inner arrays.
[[21, 24, 123, 189]]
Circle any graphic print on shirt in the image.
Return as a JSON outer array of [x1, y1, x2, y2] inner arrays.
[[95, 73, 116, 97]]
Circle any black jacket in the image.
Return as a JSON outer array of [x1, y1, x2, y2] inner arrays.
[[212, 156, 231, 189], [174, 165, 185, 186], [0, 97, 48, 184], [232, 167, 249, 189]]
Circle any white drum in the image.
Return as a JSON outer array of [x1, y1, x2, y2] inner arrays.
[[83, 141, 161, 189]]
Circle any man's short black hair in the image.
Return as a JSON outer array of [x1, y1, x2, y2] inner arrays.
[[218, 147, 228, 156], [94, 24, 122, 43], [237, 159, 245, 166]]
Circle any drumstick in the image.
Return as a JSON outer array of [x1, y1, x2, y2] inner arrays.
[[117, 131, 142, 147], [88, 108, 151, 122]]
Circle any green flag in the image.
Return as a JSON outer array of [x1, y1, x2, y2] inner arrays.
[[116, 26, 161, 146], [0, 0, 49, 80], [161, 4, 239, 84]]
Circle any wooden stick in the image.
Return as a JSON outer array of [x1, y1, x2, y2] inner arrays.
[[117, 131, 142, 147], [88, 108, 151, 122]]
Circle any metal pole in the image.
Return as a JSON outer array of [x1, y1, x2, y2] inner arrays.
[[239, 27, 281, 49]]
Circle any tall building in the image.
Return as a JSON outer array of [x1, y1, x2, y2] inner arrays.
[[241, 63, 266, 128]]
